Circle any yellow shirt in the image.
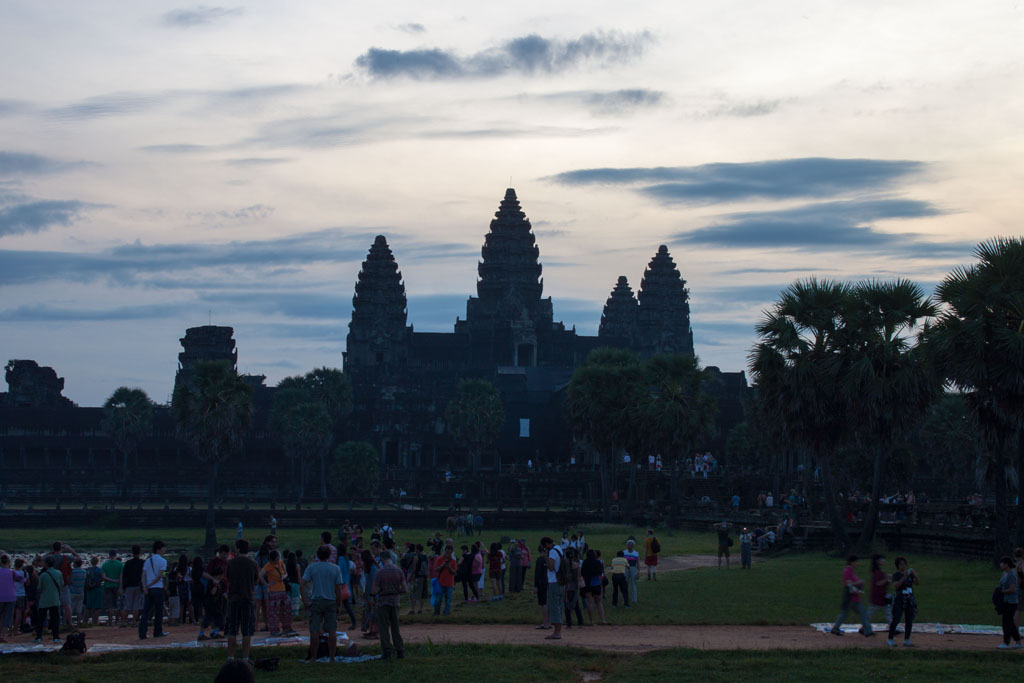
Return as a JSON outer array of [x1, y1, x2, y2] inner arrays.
[[644, 536, 658, 557], [262, 561, 286, 593], [611, 557, 628, 575]]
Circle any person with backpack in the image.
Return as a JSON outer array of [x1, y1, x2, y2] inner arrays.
[[44, 542, 79, 629], [139, 540, 169, 639], [996, 555, 1022, 649], [83, 556, 104, 626], [644, 529, 661, 580], [542, 537, 565, 640], [34, 555, 64, 644]]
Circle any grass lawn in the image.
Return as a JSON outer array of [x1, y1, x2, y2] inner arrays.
[[0, 524, 1004, 626], [1, 644, 1020, 683]]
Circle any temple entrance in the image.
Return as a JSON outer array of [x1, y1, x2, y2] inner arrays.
[[514, 343, 536, 367]]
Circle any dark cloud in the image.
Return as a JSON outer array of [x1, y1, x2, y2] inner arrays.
[[708, 99, 781, 118], [672, 199, 971, 258], [0, 302, 192, 322], [162, 6, 243, 27], [520, 88, 665, 115], [397, 23, 426, 34], [549, 158, 925, 204], [0, 151, 87, 175], [0, 199, 97, 237], [355, 30, 652, 80]]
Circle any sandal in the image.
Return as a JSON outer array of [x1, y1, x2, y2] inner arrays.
[[543, 634, 561, 640]]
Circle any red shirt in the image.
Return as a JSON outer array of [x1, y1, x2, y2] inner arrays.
[[435, 556, 457, 588]]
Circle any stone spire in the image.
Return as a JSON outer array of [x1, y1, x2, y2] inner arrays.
[[476, 188, 543, 304], [637, 245, 694, 356], [346, 235, 408, 370], [598, 276, 638, 345]]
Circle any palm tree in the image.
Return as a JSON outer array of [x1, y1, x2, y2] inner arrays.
[[101, 387, 155, 488], [842, 279, 939, 551], [929, 237, 1024, 553], [270, 387, 332, 502], [565, 348, 645, 521], [749, 278, 855, 551], [329, 441, 381, 501], [171, 360, 253, 548], [445, 378, 505, 476]]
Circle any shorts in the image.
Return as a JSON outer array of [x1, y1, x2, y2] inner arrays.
[[225, 599, 256, 638], [0, 601, 14, 628], [16, 596, 27, 609], [123, 586, 145, 611], [585, 584, 602, 597], [103, 587, 120, 610], [718, 545, 730, 557], [547, 583, 565, 624], [536, 581, 547, 607], [253, 584, 268, 600], [645, 555, 658, 566], [308, 598, 337, 634]]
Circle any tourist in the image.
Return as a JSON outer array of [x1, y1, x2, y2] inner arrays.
[[644, 529, 660, 580], [138, 540, 169, 639], [253, 537, 275, 632], [285, 551, 302, 620], [867, 554, 889, 628], [269, 515, 277, 536], [301, 544, 344, 663], [34, 555, 64, 644], [0, 555, 15, 642], [225, 539, 259, 662], [534, 543, 551, 630], [730, 493, 740, 511], [610, 550, 629, 608], [372, 549, 408, 660], [100, 550, 122, 627], [1014, 547, 1023, 633], [581, 549, 607, 625], [190, 556, 207, 625], [543, 537, 565, 640], [519, 539, 531, 590], [236, 520, 244, 540], [714, 522, 732, 569], [766, 492, 775, 508], [886, 556, 916, 646], [10, 558, 27, 637], [196, 564, 226, 641], [172, 554, 191, 626], [458, 544, 478, 602], [739, 527, 752, 569], [996, 555, 1021, 649], [83, 556, 104, 626], [487, 542, 504, 601], [120, 544, 145, 627], [829, 555, 873, 637], [508, 539, 523, 593], [434, 544, 457, 615], [474, 512, 484, 537], [563, 548, 584, 628], [165, 559, 181, 627], [624, 539, 640, 604], [260, 550, 296, 637], [44, 542, 79, 629], [69, 558, 86, 626]]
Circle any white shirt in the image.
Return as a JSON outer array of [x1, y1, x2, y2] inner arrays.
[[624, 549, 640, 567], [546, 547, 563, 584], [143, 554, 167, 589]]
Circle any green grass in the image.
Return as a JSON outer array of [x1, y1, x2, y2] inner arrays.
[[0, 525, 1005, 626], [1, 644, 1021, 683]]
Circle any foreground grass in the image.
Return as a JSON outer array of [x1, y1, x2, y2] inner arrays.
[[1, 643, 1020, 683], [0, 525, 1004, 626]]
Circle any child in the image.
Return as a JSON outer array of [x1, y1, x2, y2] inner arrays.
[[196, 565, 226, 641]]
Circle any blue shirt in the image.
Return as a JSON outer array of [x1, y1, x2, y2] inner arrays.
[[302, 561, 342, 601]]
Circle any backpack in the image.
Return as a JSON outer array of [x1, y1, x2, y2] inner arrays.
[[61, 630, 87, 654], [651, 538, 661, 554], [992, 586, 1005, 614], [84, 567, 100, 591], [553, 548, 570, 586]]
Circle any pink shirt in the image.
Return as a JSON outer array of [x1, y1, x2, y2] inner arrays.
[[842, 566, 861, 602]]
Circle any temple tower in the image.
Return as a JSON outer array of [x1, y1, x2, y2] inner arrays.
[[344, 235, 409, 373], [175, 326, 237, 390], [598, 276, 639, 347], [636, 245, 694, 357]]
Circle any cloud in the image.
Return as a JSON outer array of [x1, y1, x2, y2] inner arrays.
[[0, 99, 31, 116], [0, 198, 98, 237], [707, 99, 781, 118], [672, 199, 971, 257], [355, 30, 652, 80], [521, 88, 666, 115], [397, 23, 426, 34], [186, 204, 275, 223], [548, 158, 925, 204], [46, 93, 161, 121], [224, 157, 291, 166], [0, 302, 193, 322], [161, 6, 243, 28], [0, 151, 87, 175], [139, 143, 211, 154]]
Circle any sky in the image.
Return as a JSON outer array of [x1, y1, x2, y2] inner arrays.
[[1, 1, 1022, 406]]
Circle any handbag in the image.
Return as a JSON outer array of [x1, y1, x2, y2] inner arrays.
[[340, 583, 351, 602]]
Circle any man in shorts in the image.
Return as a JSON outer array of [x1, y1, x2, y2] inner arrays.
[[301, 545, 344, 663], [714, 522, 732, 569], [119, 545, 145, 626], [225, 538, 259, 663], [100, 550, 123, 626], [542, 537, 564, 640]]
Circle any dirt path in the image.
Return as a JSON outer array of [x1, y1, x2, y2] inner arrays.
[[2, 622, 1008, 655]]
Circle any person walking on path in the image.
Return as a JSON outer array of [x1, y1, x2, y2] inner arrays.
[[225, 539, 260, 663], [372, 550, 408, 660], [138, 540, 169, 640], [867, 555, 889, 629], [739, 528, 753, 569], [543, 537, 565, 640], [830, 555, 873, 637], [713, 522, 731, 569], [886, 556, 917, 647], [301, 545, 344, 662], [624, 539, 640, 604], [34, 555, 64, 644], [996, 555, 1022, 649], [644, 529, 660, 580], [610, 551, 630, 608]]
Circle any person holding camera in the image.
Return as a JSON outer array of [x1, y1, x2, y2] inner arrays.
[[887, 556, 919, 647]]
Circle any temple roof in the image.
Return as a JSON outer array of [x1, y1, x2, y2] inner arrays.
[[598, 275, 639, 341], [637, 245, 694, 356], [476, 188, 543, 303], [351, 235, 407, 330]]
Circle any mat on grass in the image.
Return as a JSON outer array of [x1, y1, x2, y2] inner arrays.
[[1, 631, 348, 655], [810, 622, 1019, 636]]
